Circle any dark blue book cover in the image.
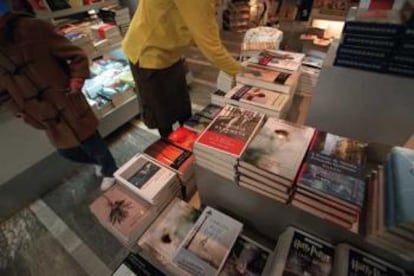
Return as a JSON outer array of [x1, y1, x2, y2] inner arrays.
[[337, 44, 392, 60], [334, 57, 388, 72], [344, 21, 403, 37], [384, 159, 396, 228], [342, 34, 396, 49]]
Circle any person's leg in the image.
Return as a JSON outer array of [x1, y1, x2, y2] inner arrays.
[[158, 126, 173, 138], [57, 146, 96, 164]]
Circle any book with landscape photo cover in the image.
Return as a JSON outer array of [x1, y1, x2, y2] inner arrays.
[[89, 185, 150, 240], [144, 139, 192, 170], [168, 127, 199, 152], [333, 244, 406, 276], [138, 199, 200, 265], [196, 105, 264, 157], [297, 131, 367, 207], [248, 50, 305, 72], [241, 118, 315, 181], [174, 207, 243, 276], [219, 235, 271, 276], [227, 85, 289, 112], [272, 227, 335, 276]]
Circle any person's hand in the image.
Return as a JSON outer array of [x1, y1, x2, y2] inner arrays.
[[69, 78, 85, 94]]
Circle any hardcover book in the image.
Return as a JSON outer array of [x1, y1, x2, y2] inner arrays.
[[240, 118, 315, 182], [174, 207, 243, 276], [247, 50, 305, 72], [196, 105, 264, 158], [333, 244, 406, 276], [270, 227, 335, 276], [168, 127, 199, 152], [138, 198, 200, 265], [89, 185, 151, 244], [219, 235, 271, 276], [144, 139, 192, 171], [114, 154, 177, 204], [236, 64, 298, 94]]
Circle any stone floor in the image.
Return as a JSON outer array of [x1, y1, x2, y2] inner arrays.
[[0, 32, 312, 276]]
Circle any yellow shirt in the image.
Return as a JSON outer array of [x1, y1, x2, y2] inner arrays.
[[122, 0, 241, 75]]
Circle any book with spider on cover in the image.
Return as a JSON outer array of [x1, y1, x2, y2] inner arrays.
[[114, 154, 179, 205], [89, 184, 155, 247]]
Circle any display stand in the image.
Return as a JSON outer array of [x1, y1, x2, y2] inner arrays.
[[194, 164, 414, 272], [306, 42, 414, 146]]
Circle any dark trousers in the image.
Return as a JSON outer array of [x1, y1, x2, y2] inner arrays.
[[57, 132, 117, 177]]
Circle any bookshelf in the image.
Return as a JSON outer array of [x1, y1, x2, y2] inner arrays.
[[35, 0, 119, 20]]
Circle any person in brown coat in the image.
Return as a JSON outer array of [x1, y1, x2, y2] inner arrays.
[[0, 12, 117, 190]]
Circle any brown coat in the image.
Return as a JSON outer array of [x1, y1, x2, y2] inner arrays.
[[0, 13, 98, 149]]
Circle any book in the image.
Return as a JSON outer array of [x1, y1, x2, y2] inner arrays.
[[236, 64, 298, 94], [211, 89, 227, 106], [342, 34, 397, 49], [238, 178, 289, 203], [240, 118, 315, 183], [333, 243, 406, 276], [237, 169, 291, 192], [113, 253, 166, 276], [334, 56, 388, 72], [89, 185, 152, 246], [219, 235, 271, 276], [168, 127, 199, 152], [246, 50, 305, 72], [302, 55, 324, 69], [337, 44, 392, 60], [196, 105, 264, 159], [198, 104, 223, 120], [184, 114, 213, 133], [297, 131, 367, 208], [173, 207, 243, 276], [114, 154, 178, 205], [138, 198, 200, 268], [269, 227, 335, 276]]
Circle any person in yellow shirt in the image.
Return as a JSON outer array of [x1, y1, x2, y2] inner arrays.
[[123, 0, 241, 137]]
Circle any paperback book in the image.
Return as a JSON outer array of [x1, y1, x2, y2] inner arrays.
[[168, 127, 199, 152], [198, 104, 223, 120], [269, 227, 335, 276], [196, 105, 264, 158], [113, 253, 166, 276], [240, 118, 315, 183], [247, 50, 305, 72], [184, 114, 213, 133], [114, 154, 178, 205], [174, 207, 243, 276], [211, 89, 227, 106]]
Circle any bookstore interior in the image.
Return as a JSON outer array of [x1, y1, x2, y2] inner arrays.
[[1, 0, 414, 275]]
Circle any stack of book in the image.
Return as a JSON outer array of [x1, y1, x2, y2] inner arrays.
[[297, 55, 323, 96], [264, 227, 336, 275], [365, 147, 414, 260], [91, 23, 123, 46], [245, 50, 305, 73], [100, 5, 131, 36], [89, 184, 165, 248], [194, 105, 265, 181], [293, 131, 368, 232], [223, 84, 291, 119], [184, 104, 223, 133], [335, 6, 414, 77], [114, 154, 181, 206], [237, 118, 315, 203], [223, 0, 250, 32]]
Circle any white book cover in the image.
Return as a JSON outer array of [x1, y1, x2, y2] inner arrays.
[[114, 154, 177, 204], [241, 118, 315, 181], [247, 50, 305, 72], [174, 207, 243, 276]]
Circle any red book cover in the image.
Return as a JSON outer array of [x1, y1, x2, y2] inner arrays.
[[144, 139, 192, 171], [168, 127, 199, 152], [368, 0, 394, 10], [197, 105, 264, 157]]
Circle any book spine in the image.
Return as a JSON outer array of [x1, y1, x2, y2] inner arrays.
[[344, 22, 402, 37], [342, 35, 396, 49], [337, 45, 392, 59], [334, 57, 387, 72]]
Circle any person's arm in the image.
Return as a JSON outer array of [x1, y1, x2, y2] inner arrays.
[[174, 0, 241, 75], [33, 19, 90, 91]]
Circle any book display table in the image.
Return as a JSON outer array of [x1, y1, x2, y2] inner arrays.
[[194, 164, 414, 272]]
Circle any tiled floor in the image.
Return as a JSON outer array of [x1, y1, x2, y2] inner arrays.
[[0, 32, 312, 276]]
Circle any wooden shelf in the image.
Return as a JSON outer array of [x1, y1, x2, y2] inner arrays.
[[36, 0, 119, 20]]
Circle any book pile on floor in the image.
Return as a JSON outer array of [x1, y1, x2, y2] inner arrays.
[[237, 118, 315, 204], [100, 5, 131, 36], [293, 131, 368, 233], [334, 5, 414, 77], [297, 55, 323, 96], [365, 146, 414, 260], [183, 104, 223, 133], [194, 105, 265, 181]]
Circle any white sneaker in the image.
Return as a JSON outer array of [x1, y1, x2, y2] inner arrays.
[[100, 177, 115, 191], [94, 165, 103, 178]]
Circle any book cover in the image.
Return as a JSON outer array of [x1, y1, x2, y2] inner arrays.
[[334, 244, 406, 276], [390, 147, 414, 226], [168, 127, 199, 152], [174, 207, 243, 276], [139, 199, 200, 263], [114, 154, 177, 204], [238, 64, 294, 86], [184, 114, 213, 133], [302, 56, 324, 69], [90, 185, 150, 240], [113, 253, 166, 276], [199, 104, 223, 120], [273, 227, 335, 276], [342, 34, 396, 49], [241, 118, 315, 181], [219, 236, 271, 276], [247, 50, 305, 72], [196, 105, 264, 158], [144, 139, 192, 171]]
